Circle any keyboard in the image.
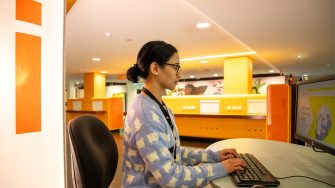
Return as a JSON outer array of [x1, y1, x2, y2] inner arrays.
[[230, 153, 280, 187]]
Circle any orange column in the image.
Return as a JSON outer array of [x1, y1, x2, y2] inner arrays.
[[84, 72, 106, 99], [224, 57, 252, 94]]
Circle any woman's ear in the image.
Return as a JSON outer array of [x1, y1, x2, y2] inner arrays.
[[150, 62, 159, 75]]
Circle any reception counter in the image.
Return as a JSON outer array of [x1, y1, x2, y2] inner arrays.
[[163, 95, 267, 139], [66, 97, 123, 130]]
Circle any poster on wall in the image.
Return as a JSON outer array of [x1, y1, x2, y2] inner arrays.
[[168, 79, 224, 96], [167, 76, 286, 96]]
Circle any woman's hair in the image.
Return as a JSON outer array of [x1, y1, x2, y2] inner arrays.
[[126, 41, 178, 83]]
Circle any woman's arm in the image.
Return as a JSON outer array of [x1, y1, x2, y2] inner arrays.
[[180, 147, 221, 166]]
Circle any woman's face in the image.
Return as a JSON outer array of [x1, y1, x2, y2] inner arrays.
[[158, 52, 181, 91]]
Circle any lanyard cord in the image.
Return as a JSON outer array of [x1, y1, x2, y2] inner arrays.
[[142, 87, 177, 160]]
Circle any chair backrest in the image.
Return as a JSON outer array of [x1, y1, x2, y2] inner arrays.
[[68, 115, 118, 188]]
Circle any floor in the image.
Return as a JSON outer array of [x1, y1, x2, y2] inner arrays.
[[65, 131, 219, 188]]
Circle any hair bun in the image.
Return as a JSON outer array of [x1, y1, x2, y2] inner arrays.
[[126, 64, 140, 83]]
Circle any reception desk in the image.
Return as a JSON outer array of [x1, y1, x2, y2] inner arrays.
[[66, 97, 123, 130], [163, 95, 267, 139]]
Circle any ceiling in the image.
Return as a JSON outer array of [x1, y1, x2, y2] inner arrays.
[[65, 0, 335, 82]]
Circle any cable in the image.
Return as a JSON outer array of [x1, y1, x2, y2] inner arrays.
[[275, 175, 335, 187], [311, 142, 325, 153]]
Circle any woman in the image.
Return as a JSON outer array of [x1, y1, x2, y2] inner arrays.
[[123, 41, 245, 187]]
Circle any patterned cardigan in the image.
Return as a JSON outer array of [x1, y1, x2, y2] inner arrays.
[[122, 94, 227, 187]]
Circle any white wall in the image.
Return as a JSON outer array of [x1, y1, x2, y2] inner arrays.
[[106, 85, 127, 97], [0, 1, 65, 187], [126, 82, 144, 111]]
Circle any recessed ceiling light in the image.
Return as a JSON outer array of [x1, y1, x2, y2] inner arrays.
[[190, 75, 195, 78], [196, 22, 211, 29], [213, 73, 219, 77], [297, 55, 302, 59], [101, 71, 107, 74], [180, 51, 256, 62], [269, 70, 275, 73], [75, 82, 79, 84], [92, 57, 101, 62], [200, 60, 208, 64], [105, 32, 112, 37]]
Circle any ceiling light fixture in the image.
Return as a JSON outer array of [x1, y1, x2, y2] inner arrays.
[[190, 75, 195, 78], [297, 55, 302, 59], [101, 71, 107, 74], [75, 82, 79, 84], [269, 70, 275, 73], [105, 32, 112, 37], [213, 74, 219, 77], [196, 22, 211, 29], [200, 60, 208, 64], [180, 51, 256, 62], [92, 57, 101, 62]]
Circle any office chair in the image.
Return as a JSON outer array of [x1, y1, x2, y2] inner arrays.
[[68, 115, 118, 188]]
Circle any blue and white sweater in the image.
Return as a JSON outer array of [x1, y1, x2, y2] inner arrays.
[[122, 94, 227, 187]]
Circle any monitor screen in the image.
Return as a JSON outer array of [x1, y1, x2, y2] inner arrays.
[[295, 75, 335, 156]]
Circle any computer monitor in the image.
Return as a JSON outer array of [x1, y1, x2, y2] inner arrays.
[[295, 75, 335, 156]]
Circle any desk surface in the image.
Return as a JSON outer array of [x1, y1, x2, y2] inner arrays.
[[207, 138, 335, 188]]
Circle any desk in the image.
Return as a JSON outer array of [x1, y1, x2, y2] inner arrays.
[[175, 114, 266, 139], [207, 138, 335, 188]]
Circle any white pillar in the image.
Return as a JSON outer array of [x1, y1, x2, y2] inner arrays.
[[0, 0, 65, 187]]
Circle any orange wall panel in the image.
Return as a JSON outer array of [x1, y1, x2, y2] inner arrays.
[[16, 0, 42, 26], [16, 32, 41, 134], [266, 84, 291, 142]]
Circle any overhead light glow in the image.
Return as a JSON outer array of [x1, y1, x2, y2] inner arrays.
[[189, 75, 195, 78], [213, 74, 219, 77], [269, 70, 275, 73], [297, 55, 302, 59], [75, 82, 79, 84], [180, 51, 256, 62], [200, 60, 208, 64], [196, 22, 211, 29], [105, 32, 112, 37], [92, 57, 101, 62], [101, 71, 107, 74]]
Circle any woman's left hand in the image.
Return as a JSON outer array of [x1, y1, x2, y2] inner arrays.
[[218, 148, 239, 161]]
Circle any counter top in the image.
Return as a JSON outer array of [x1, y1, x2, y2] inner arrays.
[[174, 114, 266, 120], [66, 110, 106, 113]]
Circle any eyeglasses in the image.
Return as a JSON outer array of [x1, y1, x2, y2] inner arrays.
[[164, 63, 181, 75]]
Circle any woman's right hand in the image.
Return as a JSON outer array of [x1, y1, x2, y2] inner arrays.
[[222, 158, 246, 174]]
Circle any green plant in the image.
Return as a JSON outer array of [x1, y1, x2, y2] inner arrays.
[[252, 80, 266, 94]]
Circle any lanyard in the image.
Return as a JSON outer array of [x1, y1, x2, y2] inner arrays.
[[142, 87, 176, 160]]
